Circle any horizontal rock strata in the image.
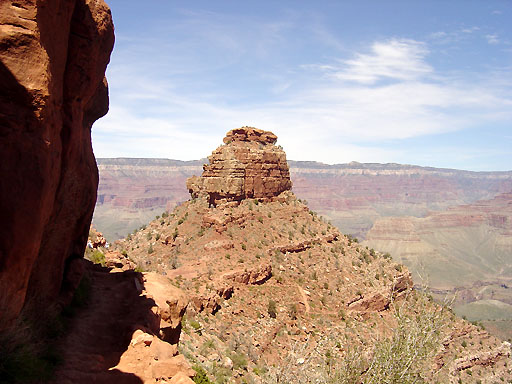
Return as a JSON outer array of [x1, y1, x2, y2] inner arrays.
[[187, 127, 292, 205]]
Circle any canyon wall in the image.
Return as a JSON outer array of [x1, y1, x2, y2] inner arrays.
[[94, 158, 512, 241], [0, 0, 114, 328]]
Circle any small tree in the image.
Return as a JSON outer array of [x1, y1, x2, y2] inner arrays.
[[289, 304, 298, 320], [268, 300, 277, 319]]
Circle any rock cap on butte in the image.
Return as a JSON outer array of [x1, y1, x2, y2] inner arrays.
[[187, 127, 292, 206]]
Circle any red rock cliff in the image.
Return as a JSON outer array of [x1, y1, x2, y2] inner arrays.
[[0, 0, 114, 328]]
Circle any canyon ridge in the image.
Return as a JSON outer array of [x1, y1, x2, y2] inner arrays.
[[94, 154, 512, 338]]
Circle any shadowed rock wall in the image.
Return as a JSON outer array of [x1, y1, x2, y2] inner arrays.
[[0, 0, 114, 328]]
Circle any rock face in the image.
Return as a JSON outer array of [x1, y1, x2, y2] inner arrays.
[[187, 127, 292, 205], [0, 0, 114, 328]]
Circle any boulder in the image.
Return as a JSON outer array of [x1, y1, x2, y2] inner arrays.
[[222, 263, 272, 285], [143, 272, 189, 344]]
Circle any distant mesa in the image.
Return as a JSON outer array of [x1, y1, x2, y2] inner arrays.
[[187, 127, 292, 206]]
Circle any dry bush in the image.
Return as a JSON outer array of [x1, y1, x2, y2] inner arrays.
[[264, 291, 447, 384]]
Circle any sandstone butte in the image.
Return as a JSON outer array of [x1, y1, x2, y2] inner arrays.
[[0, 0, 114, 328], [187, 126, 292, 206]]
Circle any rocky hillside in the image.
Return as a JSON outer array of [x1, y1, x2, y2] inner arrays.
[[93, 151, 512, 342], [365, 192, 512, 339], [0, 0, 114, 329], [105, 127, 510, 383]]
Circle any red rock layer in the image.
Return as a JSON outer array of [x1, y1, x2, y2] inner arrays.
[[0, 0, 114, 328], [187, 127, 292, 205]]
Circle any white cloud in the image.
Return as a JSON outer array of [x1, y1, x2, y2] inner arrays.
[[486, 34, 500, 45], [93, 37, 512, 167], [331, 39, 432, 84], [429, 26, 483, 45], [461, 26, 480, 34]]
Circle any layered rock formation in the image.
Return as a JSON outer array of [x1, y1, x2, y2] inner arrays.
[[364, 192, 512, 338], [0, 0, 114, 328], [365, 192, 512, 288], [187, 127, 292, 206], [94, 158, 512, 241]]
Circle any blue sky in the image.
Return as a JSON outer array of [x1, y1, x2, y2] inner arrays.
[[93, 1, 512, 171]]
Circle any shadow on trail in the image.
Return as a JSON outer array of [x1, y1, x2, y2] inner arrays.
[[53, 262, 159, 384]]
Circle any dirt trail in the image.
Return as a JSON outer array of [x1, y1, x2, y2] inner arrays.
[[53, 263, 156, 384]]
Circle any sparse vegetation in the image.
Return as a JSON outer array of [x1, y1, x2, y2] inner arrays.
[[103, 180, 508, 384], [89, 250, 105, 266], [265, 291, 447, 384], [268, 300, 277, 319], [230, 351, 248, 370], [192, 364, 213, 384], [289, 304, 298, 320]]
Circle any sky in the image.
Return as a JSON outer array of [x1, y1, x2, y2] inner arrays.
[[93, 1, 512, 171]]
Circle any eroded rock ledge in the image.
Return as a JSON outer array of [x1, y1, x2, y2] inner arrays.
[[187, 127, 292, 206]]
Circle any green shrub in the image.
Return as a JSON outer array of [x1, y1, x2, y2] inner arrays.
[[334, 293, 445, 384], [230, 352, 248, 370], [288, 304, 298, 320], [192, 365, 213, 384], [189, 319, 201, 331], [90, 250, 105, 266], [268, 300, 277, 319]]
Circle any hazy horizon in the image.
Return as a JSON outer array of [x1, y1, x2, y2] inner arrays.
[[95, 156, 512, 173]]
